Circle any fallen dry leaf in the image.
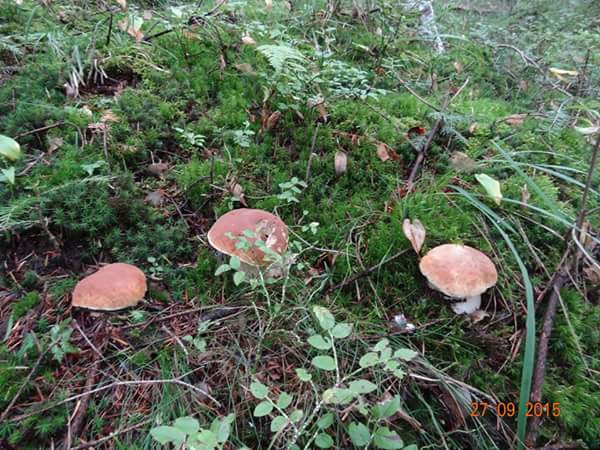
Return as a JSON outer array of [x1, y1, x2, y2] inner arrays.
[[241, 34, 256, 45], [264, 111, 281, 130], [549, 67, 578, 81], [453, 61, 463, 73], [147, 162, 169, 177], [101, 110, 118, 123], [265, 0, 273, 9], [334, 151, 347, 175], [402, 218, 426, 255], [144, 190, 165, 207], [375, 142, 400, 162], [449, 151, 476, 172], [502, 114, 527, 126], [235, 63, 256, 75], [115, 0, 127, 10], [47, 136, 63, 153], [583, 266, 600, 285], [228, 180, 248, 206]]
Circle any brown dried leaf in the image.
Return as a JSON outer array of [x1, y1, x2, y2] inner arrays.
[[334, 151, 347, 175], [241, 34, 256, 45], [449, 151, 476, 172], [101, 110, 118, 123], [503, 114, 527, 126], [235, 63, 256, 75], [144, 189, 165, 207], [521, 184, 530, 206], [453, 61, 463, 73], [583, 266, 600, 285], [376, 143, 400, 162], [264, 111, 281, 130], [147, 162, 169, 177], [402, 218, 426, 255], [229, 181, 248, 206], [47, 137, 63, 153], [115, 0, 127, 10]]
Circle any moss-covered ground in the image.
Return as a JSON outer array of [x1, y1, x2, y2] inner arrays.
[[1, 0, 599, 448]]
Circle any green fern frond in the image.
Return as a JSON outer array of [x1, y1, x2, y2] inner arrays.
[[256, 44, 307, 73]]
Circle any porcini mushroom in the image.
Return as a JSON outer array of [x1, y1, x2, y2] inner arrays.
[[72, 263, 147, 311], [207, 208, 288, 268], [419, 244, 497, 315]]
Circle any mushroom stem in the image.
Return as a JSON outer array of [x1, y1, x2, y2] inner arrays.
[[451, 294, 481, 315]]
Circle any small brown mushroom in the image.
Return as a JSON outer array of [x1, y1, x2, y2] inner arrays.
[[207, 208, 288, 267], [419, 244, 497, 315], [72, 263, 147, 311]]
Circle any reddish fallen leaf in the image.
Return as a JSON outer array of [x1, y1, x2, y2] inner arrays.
[[402, 218, 426, 255], [147, 162, 169, 177], [502, 114, 527, 126], [264, 111, 281, 130], [407, 126, 426, 137], [335, 151, 347, 175], [376, 142, 400, 162], [241, 34, 256, 45]]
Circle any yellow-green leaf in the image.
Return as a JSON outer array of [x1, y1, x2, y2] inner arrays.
[[475, 173, 503, 205]]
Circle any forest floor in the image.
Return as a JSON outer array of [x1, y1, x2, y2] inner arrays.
[[1, 0, 599, 449]]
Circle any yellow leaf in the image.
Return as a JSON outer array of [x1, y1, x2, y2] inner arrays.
[[475, 173, 503, 205]]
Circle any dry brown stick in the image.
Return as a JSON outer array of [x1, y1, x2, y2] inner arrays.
[[325, 249, 409, 294], [524, 264, 571, 448], [69, 418, 152, 450], [525, 134, 599, 447], [62, 360, 100, 450], [15, 122, 63, 138], [406, 115, 445, 192]]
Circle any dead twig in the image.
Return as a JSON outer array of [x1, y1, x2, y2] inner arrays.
[[325, 249, 410, 294], [525, 134, 599, 447], [15, 122, 63, 138], [69, 418, 152, 450]]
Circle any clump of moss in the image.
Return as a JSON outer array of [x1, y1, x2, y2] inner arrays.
[[11, 291, 40, 319]]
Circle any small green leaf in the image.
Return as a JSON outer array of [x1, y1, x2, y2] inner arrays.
[[270, 415, 289, 433], [307, 334, 332, 350], [254, 400, 273, 417], [374, 339, 389, 352], [394, 348, 418, 361], [475, 173, 503, 205], [212, 413, 235, 443], [359, 352, 379, 368], [393, 369, 406, 379], [233, 271, 246, 285], [312, 355, 336, 371], [380, 347, 392, 361], [373, 427, 404, 449], [0, 167, 16, 185], [0, 135, 21, 161], [373, 396, 400, 420], [322, 388, 355, 405], [250, 381, 269, 399], [150, 426, 186, 445], [229, 255, 241, 270], [81, 160, 106, 175], [196, 429, 218, 447], [215, 264, 231, 276], [348, 422, 371, 446], [316, 412, 334, 429], [290, 409, 303, 422], [349, 379, 377, 394], [276, 392, 293, 409], [315, 433, 334, 448], [330, 323, 352, 339], [313, 306, 335, 330], [174, 416, 199, 434], [295, 368, 312, 382]]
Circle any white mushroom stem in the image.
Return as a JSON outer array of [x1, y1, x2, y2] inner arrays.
[[451, 294, 481, 315]]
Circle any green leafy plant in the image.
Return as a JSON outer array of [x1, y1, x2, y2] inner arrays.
[[0, 134, 21, 185], [277, 177, 307, 204], [49, 319, 80, 362], [249, 306, 418, 449], [150, 414, 239, 450]]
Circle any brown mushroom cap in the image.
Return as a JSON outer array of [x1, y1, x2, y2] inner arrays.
[[419, 244, 497, 298], [72, 263, 147, 310], [207, 208, 288, 266]]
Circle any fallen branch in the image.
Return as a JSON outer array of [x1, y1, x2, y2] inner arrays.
[[525, 134, 599, 447], [325, 249, 410, 294], [15, 122, 63, 138]]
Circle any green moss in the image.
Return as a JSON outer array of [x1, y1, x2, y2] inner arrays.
[[11, 291, 40, 319]]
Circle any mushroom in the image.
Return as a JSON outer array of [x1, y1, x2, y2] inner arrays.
[[72, 263, 147, 311], [207, 208, 288, 270], [419, 244, 497, 315]]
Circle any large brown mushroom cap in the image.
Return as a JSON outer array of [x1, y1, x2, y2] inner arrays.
[[419, 244, 497, 299], [72, 263, 147, 311], [207, 208, 288, 266]]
